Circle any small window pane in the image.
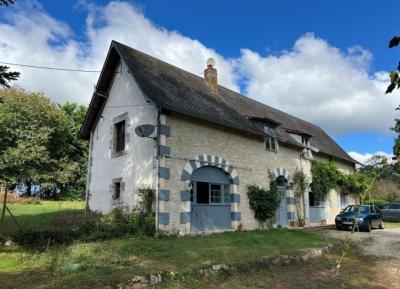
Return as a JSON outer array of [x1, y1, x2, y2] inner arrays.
[[271, 138, 276, 150], [196, 182, 209, 204], [223, 185, 230, 203], [265, 136, 276, 151], [210, 184, 222, 203]]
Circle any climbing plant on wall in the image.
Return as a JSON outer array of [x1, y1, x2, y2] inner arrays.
[[310, 161, 343, 199], [311, 161, 369, 200], [247, 180, 281, 227]]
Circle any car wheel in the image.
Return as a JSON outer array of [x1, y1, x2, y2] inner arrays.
[[365, 221, 371, 232], [336, 225, 342, 230], [379, 221, 384, 230]]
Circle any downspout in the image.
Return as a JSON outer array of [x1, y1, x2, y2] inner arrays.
[[155, 107, 161, 233], [299, 151, 308, 226]]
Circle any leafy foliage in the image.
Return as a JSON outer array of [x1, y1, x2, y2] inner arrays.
[[0, 0, 19, 95], [340, 173, 369, 196], [311, 161, 371, 199], [0, 0, 16, 6], [0, 66, 19, 89], [0, 88, 87, 198], [247, 180, 281, 225], [310, 161, 342, 199], [386, 35, 400, 94]]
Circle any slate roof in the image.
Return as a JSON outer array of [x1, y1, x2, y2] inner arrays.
[[79, 41, 357, 165]]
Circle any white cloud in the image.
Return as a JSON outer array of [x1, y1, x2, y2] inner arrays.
[[0, 1, 238, 104], [238, 33, 400, 135], [348, 151, 393, 165], [0, 1, 398, 144]]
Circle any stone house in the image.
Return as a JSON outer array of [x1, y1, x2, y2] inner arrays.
[[79, 41, 358, 234]]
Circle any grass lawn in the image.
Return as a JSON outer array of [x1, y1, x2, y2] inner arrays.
[[1, 200, 85, 235], [163, 248, 394, 289], [385, 221, 400, 229], [0, 201, 335, 289], [0, 229, 332, 289]]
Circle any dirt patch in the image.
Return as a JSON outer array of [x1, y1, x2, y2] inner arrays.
[[313, 227, 400, 259], [375, 259, 400, 289]]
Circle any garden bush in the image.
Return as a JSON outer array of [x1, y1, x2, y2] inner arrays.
[[247, 181, 281, 227]]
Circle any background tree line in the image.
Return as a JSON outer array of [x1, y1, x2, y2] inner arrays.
[[0, 87, 88, 199]]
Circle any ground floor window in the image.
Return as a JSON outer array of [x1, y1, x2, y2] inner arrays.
[[309, 191, 323, 207], [192, 182, 230, 204]]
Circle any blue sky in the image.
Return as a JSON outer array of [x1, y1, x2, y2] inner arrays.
[[1, 0, 400, 162]]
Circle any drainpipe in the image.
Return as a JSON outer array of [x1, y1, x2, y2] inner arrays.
[[155, 107, 161, 233], [299, 151, 308, 226]]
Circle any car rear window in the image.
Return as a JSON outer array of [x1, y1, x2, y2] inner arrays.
[[390, 204, 400, 209]]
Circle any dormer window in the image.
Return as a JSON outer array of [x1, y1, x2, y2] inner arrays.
[[301, 135, 310, 146]]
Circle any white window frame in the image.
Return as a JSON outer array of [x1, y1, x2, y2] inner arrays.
[[265, 136, 277, 152], [191, 182, 230, 205]]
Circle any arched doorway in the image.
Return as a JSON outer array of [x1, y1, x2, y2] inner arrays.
[[276, 176, 288, 226], [190, 166, 231, 232]]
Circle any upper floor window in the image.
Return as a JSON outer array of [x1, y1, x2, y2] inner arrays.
[[301, 135, 310, 146], [264, 125, 277, 152], [114, 120, 126, 153], [265, 136, 277, 152]]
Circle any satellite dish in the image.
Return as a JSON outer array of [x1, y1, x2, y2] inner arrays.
[[135, 124, 155, 138], [207, 57, 215, 67]]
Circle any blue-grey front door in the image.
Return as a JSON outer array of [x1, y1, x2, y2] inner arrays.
[[191, 204, 231, 232], [276, 186, 288, 226], [190, 166, 232, 232]]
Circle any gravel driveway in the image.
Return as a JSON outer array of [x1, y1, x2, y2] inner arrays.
[[318, 226, 400, 259]]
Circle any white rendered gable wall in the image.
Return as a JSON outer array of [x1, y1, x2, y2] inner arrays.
[[88, 60, 157, 214]]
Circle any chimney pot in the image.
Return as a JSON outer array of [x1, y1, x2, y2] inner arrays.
[[204, 58, 217, 92]]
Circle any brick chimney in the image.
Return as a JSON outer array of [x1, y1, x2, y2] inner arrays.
[[204, 58, 218, 93]]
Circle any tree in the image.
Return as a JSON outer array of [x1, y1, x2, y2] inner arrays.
[[386, 35, 400, 156], [0, 88, 88, 198], [0, 66, 19, 88], [57, 102, 88, 199], [386, 36, 400, 94], [0, 0, 16, 6], [0, 0, 19, 99]]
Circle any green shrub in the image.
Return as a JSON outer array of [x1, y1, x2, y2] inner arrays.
[[99, 206, 128, 225], [247, 181, 281, 226], [127, 209, 143, 234], [143, 215, 156, 236]]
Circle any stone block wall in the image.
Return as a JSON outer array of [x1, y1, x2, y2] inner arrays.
[[154, 112, 356, 233]]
